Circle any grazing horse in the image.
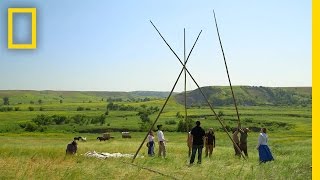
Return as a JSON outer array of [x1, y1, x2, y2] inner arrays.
[[97, 137, 107, 141], [74, 137, 82, 141], [74, 136, 87, 141]]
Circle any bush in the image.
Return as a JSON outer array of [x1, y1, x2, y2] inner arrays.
[[32, 114, 52, 126], [177, 118, 194, 132], [14, 107, 20, 111], [52, 115, 67, 125], [28, 107, 34, 111], [24, 122, 38, 132], [165, 120, 177, 125], [85, 107, 91, 111], [77, 107, 84, 111], [39, 107, 44, 111]]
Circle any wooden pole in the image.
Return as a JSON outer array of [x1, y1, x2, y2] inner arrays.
[[212, 9, 241, 129]]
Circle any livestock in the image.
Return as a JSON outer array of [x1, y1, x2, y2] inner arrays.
[[97, 136, 108, 141]]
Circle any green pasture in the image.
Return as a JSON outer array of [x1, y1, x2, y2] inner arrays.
[[0, 96, 312, 179], [0, 131, 311, 179]]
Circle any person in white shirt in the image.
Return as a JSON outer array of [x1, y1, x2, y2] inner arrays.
[[157, 124, 166, 158], [256, 127, 274, 163]]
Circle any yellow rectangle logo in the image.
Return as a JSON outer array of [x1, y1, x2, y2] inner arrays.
[[8, 8, 37, 49]]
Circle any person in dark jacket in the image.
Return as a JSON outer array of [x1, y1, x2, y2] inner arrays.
[[189, 121, 205, 165], [205, 128, 216, 158], [239, 128, 249, 157], [66, 140, 77, 155]]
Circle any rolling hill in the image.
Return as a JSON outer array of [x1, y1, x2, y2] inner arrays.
[[174, 86, 311, 106]]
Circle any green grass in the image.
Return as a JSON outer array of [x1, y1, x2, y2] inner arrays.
[[0, 132, 311, 179], [0, 92, 311, 179]]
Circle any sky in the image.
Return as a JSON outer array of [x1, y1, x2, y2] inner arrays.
[[0, 0, 311, 92]]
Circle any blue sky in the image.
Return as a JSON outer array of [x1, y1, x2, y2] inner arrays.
[[0, 0, 311, 91]]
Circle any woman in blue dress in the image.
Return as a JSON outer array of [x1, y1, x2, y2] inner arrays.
[[256, 128, 274, 163]]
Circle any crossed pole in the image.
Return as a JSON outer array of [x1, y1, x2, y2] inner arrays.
[[132, 19, 246, 162]]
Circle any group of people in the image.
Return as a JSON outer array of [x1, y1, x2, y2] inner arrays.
[[147, 124, 166, 157], [147, 121, 273, 165], [67, 121, 274, 164], [188, 121, 273, 164]]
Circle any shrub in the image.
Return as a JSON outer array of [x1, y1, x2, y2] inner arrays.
[[77, 106, 84, 111], [32, 114, 52, 126], [165, 120, 177, 125], [24, 122, 38, 132], [52, 115, 67, 125], [177, 118, 194, 132], [14, 107, 20, 111], [28, 107, 34, 111]]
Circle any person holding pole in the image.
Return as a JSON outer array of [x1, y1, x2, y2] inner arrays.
[[239, 128, 249, 157], [232, 127, 241, 157], [205, 128, 216, 158]]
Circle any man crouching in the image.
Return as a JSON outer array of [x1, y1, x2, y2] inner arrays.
[[66, 140, 77, 155]]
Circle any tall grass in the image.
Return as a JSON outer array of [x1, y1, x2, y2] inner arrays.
[[0, 132, 311, 179]]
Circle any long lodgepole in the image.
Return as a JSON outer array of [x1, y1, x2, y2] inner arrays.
[[184, 28, 188, 130], [213, 9, 241, 129]]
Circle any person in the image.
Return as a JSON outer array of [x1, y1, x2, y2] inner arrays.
[[147, 131, 155, 156], [189, 121, 205, 165], [157, 124, 166, 158], [66, 140, 77, 155], [187, 131, 192, 157], [239, 128, 249, 157], [205, 128, 216, 158], [256, 127, 274, 163], [232, 128, 241, 157]]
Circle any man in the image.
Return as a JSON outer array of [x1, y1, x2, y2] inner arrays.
[[157, 124, 166, 158], [190, 121, 205, 165], [232, 128, 241, 157], [239, 128, 249, 157], [205, 128, 216, 158], [66, 140, 77, 155]]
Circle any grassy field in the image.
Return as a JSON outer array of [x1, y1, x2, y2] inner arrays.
[[0, 93, 312, 179], [0, 131, 311, 179]]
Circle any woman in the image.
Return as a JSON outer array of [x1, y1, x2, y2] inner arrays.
[[256, 128, 274, 163], [147, 131, 155, 156], [205, 128, 216, 157]]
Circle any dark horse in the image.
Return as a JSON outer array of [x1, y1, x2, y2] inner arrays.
[[97, 137, 108, 141], [74, 137, 82, 141]]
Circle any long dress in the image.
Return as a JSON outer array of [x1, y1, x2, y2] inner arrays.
[[257, 132, 274, 162]]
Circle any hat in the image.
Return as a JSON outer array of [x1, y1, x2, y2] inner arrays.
[[157, 124, 162, 129]]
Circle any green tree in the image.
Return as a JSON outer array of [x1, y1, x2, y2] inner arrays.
[[3, 97, 9, 105]]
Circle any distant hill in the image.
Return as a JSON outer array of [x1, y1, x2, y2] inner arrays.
[[174, 86, 311, 106], [0, 90, 171, 104], [0, 86, 311, 106]]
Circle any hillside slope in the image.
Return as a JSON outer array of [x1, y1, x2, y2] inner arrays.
[[174, 86, 311, 106]]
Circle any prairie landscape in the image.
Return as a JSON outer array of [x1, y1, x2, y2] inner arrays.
[[0, 87, 311, 179]]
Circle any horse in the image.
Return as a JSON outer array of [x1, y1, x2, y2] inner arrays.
[[74, 136, 87, 142], [97, 137, 107, 141]]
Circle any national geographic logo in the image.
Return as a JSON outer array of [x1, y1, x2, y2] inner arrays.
[[7, 8, 37, 49]]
